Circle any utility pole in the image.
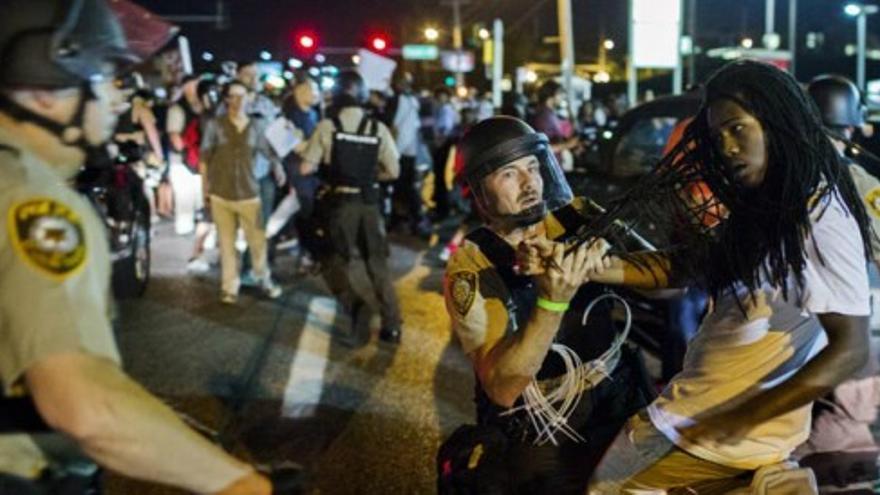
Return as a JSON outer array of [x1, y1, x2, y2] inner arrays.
[[557, 0, 576, 117], [687, 0, 696, 87], [627, 0, 636, 107], [673, 0, 683, 94], [858, 10, 867, 92], [788, 0, 797, 76], [492, 19, 504, 108], [764, 0, 779, 49], [441, 0, 470, 88], [765, 0, 775, 39]]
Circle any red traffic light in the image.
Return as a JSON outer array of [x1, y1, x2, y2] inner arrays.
[[371, 36, 387, 51], [298, 34, 316, 49]]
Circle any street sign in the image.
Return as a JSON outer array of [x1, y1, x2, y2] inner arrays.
[[402, 44, 439, 60], [441, 50, 474, 73]]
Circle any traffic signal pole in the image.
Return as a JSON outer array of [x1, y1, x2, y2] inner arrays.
[[557, 0, 576, 117], [441, 0, 470, 88]]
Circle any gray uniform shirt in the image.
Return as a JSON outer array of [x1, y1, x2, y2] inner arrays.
[[849, 162, 880, 255], [0, 130, 119, 478]]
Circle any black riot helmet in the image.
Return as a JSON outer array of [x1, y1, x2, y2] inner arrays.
[[0, 0, 140, 88], [333, 70, 369, 108], [807, 74, 866, 129], [459, 116, 573, 227], [0, 0, 175, 165]]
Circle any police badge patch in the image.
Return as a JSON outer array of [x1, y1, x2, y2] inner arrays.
[[8, 198, 87, 279], [450, 271, 477, 316], [865, 187, 880, 218]]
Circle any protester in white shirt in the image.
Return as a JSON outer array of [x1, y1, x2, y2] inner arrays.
[[519, 60, 875, 493], [389, 72, 431, 237]]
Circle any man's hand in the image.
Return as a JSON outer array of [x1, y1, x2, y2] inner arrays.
[[213, 470, 272, 495], [533, 241, 596, 304], [517, 237, 611, 278]]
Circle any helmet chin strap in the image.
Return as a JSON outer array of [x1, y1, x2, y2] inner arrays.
[[510, 203, 547, 228], [0, 81, 104, 157]]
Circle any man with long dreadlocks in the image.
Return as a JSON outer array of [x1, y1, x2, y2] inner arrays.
[[519, 60, 875, 493], [437, 116, 656, 493]]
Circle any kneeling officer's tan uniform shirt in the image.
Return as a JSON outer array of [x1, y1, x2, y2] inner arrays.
[[0, 129, 119, 478]]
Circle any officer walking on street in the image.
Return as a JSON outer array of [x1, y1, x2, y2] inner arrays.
[[0, 1, 273, 493], [300, 71, 403, 345]]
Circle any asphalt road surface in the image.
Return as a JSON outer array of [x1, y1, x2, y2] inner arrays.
[[105, 222, 473, 494]]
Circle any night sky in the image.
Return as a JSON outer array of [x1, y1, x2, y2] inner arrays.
[[134, 0, 877, 84]]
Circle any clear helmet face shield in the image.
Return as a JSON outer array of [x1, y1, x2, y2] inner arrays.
[[468, 133, 574, 227]]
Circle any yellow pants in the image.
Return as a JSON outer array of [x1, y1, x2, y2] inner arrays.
[[210, 195, 269, 296], [589, 413, 749, 494]]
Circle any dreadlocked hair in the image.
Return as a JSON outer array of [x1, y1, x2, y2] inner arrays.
[[584, 60, 874, 304]]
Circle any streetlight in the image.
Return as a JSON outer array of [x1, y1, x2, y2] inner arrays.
[[478, 28, 490, 40], [603, 39, 615, 50], [424, 27, 439, 41], [740, 37, 754, 49], [845, 2, 880, 92], [259, 50, 272, 61]]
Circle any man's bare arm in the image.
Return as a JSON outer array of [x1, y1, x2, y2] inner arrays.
[[470, 241, 599, 407], [472, 308, 565, 408], [588, 252, 674, 290], [683, 313, 869, 441], [26, 353, 265, 494]]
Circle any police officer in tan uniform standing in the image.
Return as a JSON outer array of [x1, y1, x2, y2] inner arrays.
[[0, 1, 272, 493], [300, 71, 403, 345]]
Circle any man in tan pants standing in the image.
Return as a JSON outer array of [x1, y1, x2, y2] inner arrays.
[[201, 80, 284, 304]]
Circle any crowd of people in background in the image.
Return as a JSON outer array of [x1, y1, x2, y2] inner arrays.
[[115, 63, 632, 297]]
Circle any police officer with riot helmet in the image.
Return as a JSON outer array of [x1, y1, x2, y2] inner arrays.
[[0, 1, 275, 493], [438, 116, 654, 493], [807, 74, 880, 268], [300, 71, 403, 345]]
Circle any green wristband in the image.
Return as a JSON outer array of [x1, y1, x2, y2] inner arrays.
[[536, 297, 569, 313]]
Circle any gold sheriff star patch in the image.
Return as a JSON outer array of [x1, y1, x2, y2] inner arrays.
[[865, 187, 880, 218], [8, 198, 87, 279], [450, 271, 477, 316]]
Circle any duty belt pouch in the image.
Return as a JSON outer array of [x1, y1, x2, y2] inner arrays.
[[328, 115, 381, 203], [436, 423, 512, 494]]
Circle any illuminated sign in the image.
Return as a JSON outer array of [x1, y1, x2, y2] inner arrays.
[[632, 0, 682, 69]]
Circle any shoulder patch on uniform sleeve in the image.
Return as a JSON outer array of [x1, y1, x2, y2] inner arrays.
[[7, 198, 87, 279], [450, 270, 477, 317], [864, 187, 880, 218]]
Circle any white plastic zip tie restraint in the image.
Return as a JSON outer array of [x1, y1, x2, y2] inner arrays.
[[500, 293, 633, 446]]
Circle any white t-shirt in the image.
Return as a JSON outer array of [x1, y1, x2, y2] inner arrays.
[[648, 190, 870, 470], [392, 93, 421, 157]]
